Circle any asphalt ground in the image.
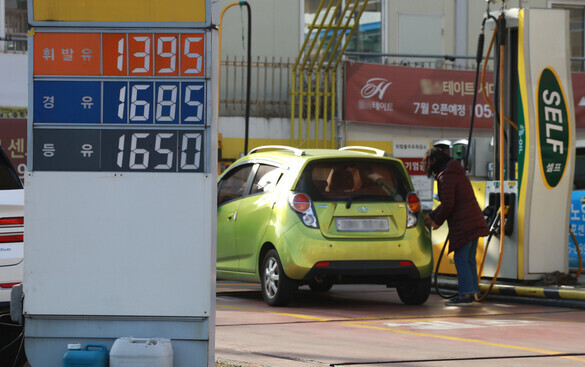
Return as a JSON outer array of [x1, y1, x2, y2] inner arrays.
[[2, 274, 584, 367], [215, 276, 585, 367]]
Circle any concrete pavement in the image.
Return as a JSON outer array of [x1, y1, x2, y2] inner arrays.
[[215, 276, 585, 367]]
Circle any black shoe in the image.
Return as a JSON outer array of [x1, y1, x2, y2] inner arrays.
[[445, 295, 473, 306]]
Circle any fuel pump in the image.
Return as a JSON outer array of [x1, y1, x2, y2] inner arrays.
[[433, 4, 575, 290], [485, 6, 575, 281], [452, 139, 468, 167]]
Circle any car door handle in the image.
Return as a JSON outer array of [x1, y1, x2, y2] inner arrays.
[[228, 211, 238, 221]]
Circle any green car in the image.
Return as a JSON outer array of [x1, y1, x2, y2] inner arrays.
[[217, 146, 433, 306]]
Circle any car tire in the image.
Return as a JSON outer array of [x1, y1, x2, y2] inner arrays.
[[396, 277, 431, 305], [261, 249, 296, 306], [308, 277, 333, 292]]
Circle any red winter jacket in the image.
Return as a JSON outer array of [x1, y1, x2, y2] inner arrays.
[[429, 159, 489, 253]]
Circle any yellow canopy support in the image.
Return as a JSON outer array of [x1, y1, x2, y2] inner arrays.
[[290, 0, 369, 149]]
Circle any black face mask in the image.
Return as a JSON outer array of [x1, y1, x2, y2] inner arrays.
[[430, 161, 447, 177]]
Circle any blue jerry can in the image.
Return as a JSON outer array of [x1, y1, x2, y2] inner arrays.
[[62, 343, 109, 367]]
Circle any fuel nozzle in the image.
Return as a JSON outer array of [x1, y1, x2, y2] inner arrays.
[[483, 192, 515, 236], [488, 205, 510, 235]]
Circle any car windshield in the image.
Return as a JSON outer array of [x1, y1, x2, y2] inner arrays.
[[0, 146, 22, 190], [295, 159, 409, 202]]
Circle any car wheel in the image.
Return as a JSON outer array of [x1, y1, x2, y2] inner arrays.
[[308, 276, 333, 292], [261, 249, 296, 306], [396, 277, 431, 305]]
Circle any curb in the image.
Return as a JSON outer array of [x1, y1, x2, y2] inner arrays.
[[481, 283, 585, 301], [436, 276, 585, 302]]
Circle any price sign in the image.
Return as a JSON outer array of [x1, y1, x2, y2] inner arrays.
[[34, 80, 204, 124], [26, 1, 216, 365], [34, 32, 205, 77], [32, 31, 207, 172], [33, 128, 204, 172]]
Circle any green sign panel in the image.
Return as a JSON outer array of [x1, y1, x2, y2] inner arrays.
[[537, 67, 570, 189]]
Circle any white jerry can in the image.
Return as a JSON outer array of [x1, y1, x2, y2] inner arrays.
[[110, 337, 173, 367]]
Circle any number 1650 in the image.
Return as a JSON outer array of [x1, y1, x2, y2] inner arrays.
[[116, 131, 202, 171]]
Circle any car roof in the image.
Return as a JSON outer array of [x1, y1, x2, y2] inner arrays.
[[220, 146, 407, 180], [245, 145, 398, 163]]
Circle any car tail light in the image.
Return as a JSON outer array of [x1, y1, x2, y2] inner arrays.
[[406, 192, 420, 228], [0, 283, 20, 289], [290, 193, 311, 213], [0, 216, 24, 243], [0, 217, 24, 226], [0, 234, 23, 243], [407, 193, 421, 213], [288, 192, 319, 228]]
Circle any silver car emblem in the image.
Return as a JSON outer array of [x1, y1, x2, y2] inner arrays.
[[358, 206, 368, 213]]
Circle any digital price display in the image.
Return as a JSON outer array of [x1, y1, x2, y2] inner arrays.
[[32, 32, 208, 172], [33, 128, 204, 172], [33, 32, 205, 77], [34, 80, 204, 124]]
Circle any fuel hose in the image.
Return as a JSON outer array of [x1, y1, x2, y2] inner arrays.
[[434, 13, 508, 302], [433, 235, 457, 299], [474, 13, 508, 303]]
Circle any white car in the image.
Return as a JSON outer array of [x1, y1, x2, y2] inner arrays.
[[0, 146, 23, 306]]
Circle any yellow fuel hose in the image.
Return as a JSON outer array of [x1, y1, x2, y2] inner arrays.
[[475, 17, 507, 302], [433, 236, 457, 299], [480, 16, 517, 131]]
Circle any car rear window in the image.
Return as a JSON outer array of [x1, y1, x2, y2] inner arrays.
[[295, 159, 410, 202], [0, 145, 23, 190]]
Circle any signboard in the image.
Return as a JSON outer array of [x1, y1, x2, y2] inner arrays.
[[345, 62, 495, 128], [393, 140, 432, 209], [569, 190, 585, 268], [517, 8, 573, 277], [536, 67, 571, 188], [0, 118, 27, 180], [30, 0, 208, 25], [25, 1, 217, 366], [31, 31, 206, 172]]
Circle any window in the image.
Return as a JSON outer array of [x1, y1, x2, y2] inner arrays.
[[217, 164, 253, 205], [303, 0, 382, 57], [552, 4, 585, 71], [4, 0, 28, 51], [250, 164, 283, 195], [296, 159, 409, 201]]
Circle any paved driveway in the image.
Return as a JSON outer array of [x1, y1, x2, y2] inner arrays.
[[215, 281, 585, 366]]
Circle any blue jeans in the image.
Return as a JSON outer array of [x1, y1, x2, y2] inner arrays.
[[453, 238, 479, 296]]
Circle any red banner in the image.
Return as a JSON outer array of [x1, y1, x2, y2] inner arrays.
[[345, 62, 585, 129], [345, 61, 496, 129], [399, 157, 426, 176]]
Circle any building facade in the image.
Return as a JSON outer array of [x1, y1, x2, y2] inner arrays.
[[1, 0, 584, 163]]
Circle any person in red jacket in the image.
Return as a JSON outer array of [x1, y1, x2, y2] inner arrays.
[[422, 147, 489, 306]]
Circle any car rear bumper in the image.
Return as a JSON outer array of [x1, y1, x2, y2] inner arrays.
[[278, 222, 433, 281], [301, 259, 422, 285]]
